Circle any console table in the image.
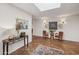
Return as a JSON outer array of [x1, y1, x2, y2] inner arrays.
[[2, 35, 28, 55]]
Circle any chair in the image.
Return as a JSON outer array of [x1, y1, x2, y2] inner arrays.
[[20, 32, 26, 38], [54, 31, 63, 40], [43, 31, 49, 39]]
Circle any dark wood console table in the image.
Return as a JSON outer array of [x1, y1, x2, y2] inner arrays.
[[2, 35, 28, 55]]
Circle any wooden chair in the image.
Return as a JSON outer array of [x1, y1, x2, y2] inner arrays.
[[55, 31, 63, 40], [20, 32, 26, 38], [43, 31, 49, 39]]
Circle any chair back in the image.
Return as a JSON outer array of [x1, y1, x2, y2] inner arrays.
[[43, 31, 48, 36], [59, 32, 63, 40], [59, 32, 63, 36], [20, 32, 26, 37]]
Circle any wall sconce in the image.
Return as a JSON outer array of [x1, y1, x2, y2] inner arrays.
[[41, 16, 49, 25], [58, 17, 67, 29], [41, 16, 49, 31]]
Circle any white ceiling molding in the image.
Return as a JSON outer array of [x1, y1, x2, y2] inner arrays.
[[34, 3, 61, 11]]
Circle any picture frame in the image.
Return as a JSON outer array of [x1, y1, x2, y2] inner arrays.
[[16, 18, 28, 31], [49, 22, 57, 30]]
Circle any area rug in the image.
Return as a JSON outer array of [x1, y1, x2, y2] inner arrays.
[[32, 45, 64, 55]]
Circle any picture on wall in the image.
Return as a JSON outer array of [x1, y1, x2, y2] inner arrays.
[[49, 22, 57, 30], [16, 18, 28, 31], [19, 21, 28, 29]]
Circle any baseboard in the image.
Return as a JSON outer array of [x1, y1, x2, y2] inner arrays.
[[32, 35, 79, 43], [62, 39, 79, 44], [32, 35, 43, 38]]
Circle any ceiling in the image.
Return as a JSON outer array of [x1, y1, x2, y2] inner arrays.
[[10, 3, 40, 15], [34, 3, 61, 11], [10, 3, 79, 19]]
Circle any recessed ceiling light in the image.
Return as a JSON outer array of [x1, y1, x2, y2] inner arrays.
[[34, 3, 61, 11]]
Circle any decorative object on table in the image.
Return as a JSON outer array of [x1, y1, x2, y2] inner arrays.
[[32, 45, 64, 55], [8, 35, 14, 41]]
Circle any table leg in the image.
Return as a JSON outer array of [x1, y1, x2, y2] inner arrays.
[[6, 42, 8, 55], [27, 36, 28, 47], [24, 37, 26, 47], [3, 42, 5, 55]]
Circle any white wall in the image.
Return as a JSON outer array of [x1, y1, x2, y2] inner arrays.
[[63, 15, 79, 42], [33, 17, 58, 36], [33, 18, 43, 36], [0, 4, 32, 54], [33, 15, 79, 42]]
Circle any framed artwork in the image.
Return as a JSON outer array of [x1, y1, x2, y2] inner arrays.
[[16, 18, 28, 31], [49, 22, 57, 30]]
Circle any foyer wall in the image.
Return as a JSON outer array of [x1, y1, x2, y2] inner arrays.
[[33, 15, 79, 42], [0, 3, 32, 54], [63, 15, 79, 42]]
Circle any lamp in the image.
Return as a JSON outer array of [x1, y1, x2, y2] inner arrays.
[[58, 17, 67, 29], [41, 16, 49, 32], [41, 16, 48, 25]]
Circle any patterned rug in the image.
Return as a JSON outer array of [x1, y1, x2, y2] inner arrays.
[[32, 45, 64, 55]]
